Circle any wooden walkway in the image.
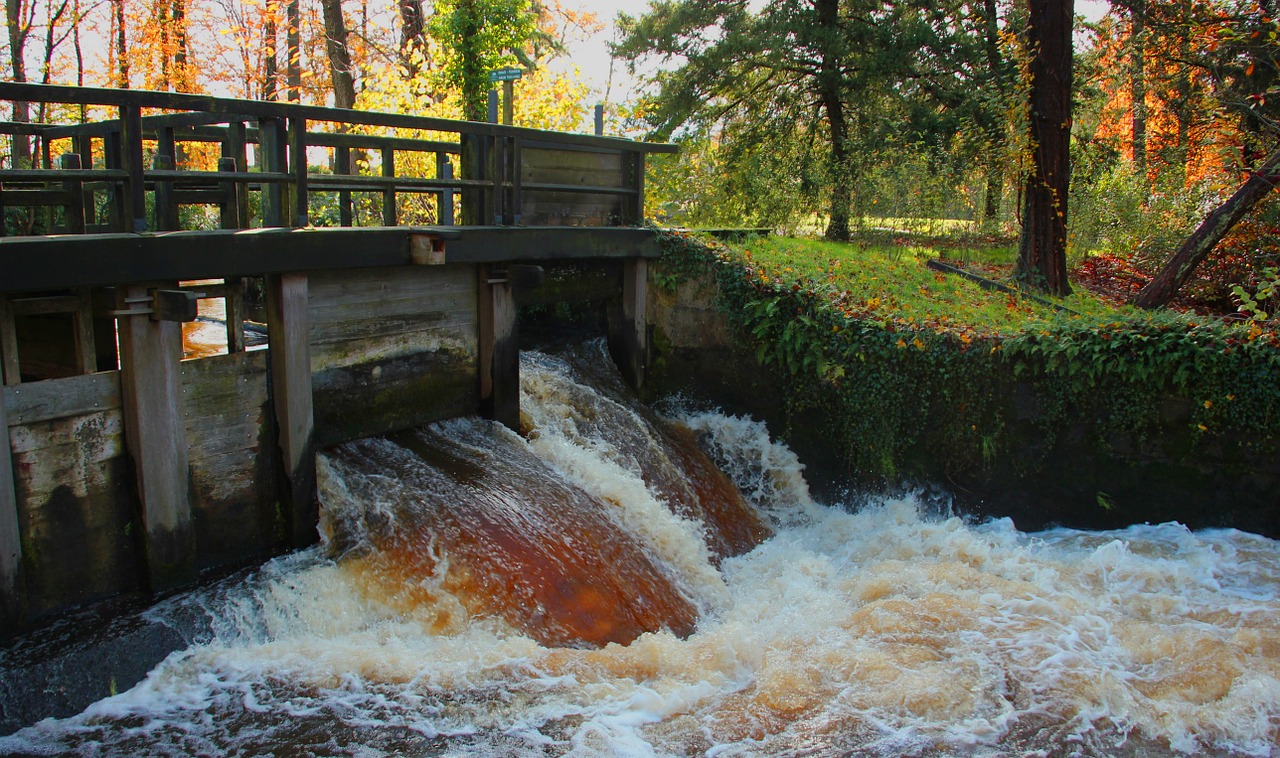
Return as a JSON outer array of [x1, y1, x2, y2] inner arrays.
[[0, 83, 671, 633]]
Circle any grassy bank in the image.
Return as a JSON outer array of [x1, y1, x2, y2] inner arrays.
[[655, 230, 1280, 485]]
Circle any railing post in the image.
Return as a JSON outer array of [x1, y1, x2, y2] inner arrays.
[[59, 153, 86, 233], [381, 146, 396, 226], [259, 117, 287, 227], [0, 382, 21, 631], [73, 135, 95, 228], [223, 122, 250, 228], [437, 154, 455, 226], [217, 156, 239, 229], [460, 133, 487, 226], [265, 272, 316, 548], [118, 104, 147, 233], [154, 127, 178, 230], [511, 138, 522, 225], [336, 146, 353, 226], [116, 283, 197, 591], [288, 117, 308, 227]]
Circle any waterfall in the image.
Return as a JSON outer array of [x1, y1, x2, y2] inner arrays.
[[3, 341, 1279, 757]]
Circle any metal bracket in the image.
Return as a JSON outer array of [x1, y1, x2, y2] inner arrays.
[[106, 289, 203, 322]]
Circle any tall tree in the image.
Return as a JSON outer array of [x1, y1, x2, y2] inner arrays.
[[429, 0, 536, 122], [321, 0, 356, 108], [398, 0, 426, 78], [6, 0, 32, 166], [1129, 0, 1147, 179], [1016, 0, 1073, 295], [615, 0, 916, 241]]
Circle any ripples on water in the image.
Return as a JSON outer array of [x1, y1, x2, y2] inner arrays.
[[3, 344, 1279, 757]]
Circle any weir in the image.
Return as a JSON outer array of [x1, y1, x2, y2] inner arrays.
[[4, 85, 1280, 755], [0, 83, 674, 633]]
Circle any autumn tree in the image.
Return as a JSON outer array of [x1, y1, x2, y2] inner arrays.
[[429, 0, 537, 121], [614, 0, 921, 241]]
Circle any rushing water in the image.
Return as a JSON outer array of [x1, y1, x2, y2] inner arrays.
[[3, 342, 1280, 756]]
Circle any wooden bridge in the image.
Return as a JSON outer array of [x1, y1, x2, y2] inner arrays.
[[0, 83, 676, 633]]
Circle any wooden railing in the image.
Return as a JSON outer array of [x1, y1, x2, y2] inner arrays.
[[0, 82, 676, 235]]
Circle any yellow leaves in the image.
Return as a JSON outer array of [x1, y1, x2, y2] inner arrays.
[[1204, 400, 1214, 409], [896, 338, 907, 349], [912, 337, 926, 350]]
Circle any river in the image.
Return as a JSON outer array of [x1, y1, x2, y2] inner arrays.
[[2, 342, 1277, 756]]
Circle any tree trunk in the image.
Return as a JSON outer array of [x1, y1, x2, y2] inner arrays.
[[1132, 147, 1280, 309], [1130, 1, 1147, 180], [398, 0, 426, 78], [980, 0, 1006, 222], [286, 0, 301, 102], [112, 0, 128, 88], [263, 4, 278, 100], [321, 0, 356, 109], [171, 0, 189, 91], [816, 0, 850, 242], [6, 0, 31, 167], [983, 165, 1003, 221], [1017, 0, 1074, 296]]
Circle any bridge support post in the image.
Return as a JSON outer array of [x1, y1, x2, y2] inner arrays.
[[608, 257, 649, 394], [116, 283, 197, 591], [0, 385, 21, 631], [266, 272, 317, 548], [478, 265, 519, 431]]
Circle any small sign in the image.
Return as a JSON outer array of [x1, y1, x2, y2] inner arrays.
[[489, 67, 523, 83]]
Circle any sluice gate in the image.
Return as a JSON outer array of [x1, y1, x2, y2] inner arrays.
[[0, 83, 674, 634]]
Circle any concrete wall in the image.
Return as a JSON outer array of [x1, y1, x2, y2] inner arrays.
[[646, 268, 1280, 537]]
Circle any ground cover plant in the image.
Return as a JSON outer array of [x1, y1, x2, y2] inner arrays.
[[655, 229, 1280, 486]]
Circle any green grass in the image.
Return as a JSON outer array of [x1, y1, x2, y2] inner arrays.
[[724, 235, 1125, 338]]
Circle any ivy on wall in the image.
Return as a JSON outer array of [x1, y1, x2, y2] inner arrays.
[[654, 230, 1280, 483]]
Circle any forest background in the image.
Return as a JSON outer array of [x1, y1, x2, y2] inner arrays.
[[4, 0, 1280, 316]]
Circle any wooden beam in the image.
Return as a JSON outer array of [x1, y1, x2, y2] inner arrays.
[[116, 283, 196, 591], [0, 383, 21, 630], [0, 227, 656, 293], [608, 258, 649, 393], [478, 265, 519, 431], [266, 272, 316, 548], [0, 82, 680, 155], [118, 104, 147, 233]]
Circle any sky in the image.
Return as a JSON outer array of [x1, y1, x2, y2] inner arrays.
[[561, 0, 1115, 106]]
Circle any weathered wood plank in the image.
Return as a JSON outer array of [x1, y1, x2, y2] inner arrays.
[[179, 350, 267, 419], [608, 258, 648, 393], [309, 291, 473, 326], [266, 272, 316, 548], [309, 311, 474, 354], [478, 265, 519, 431], [0, 297, 20, 386], [523, 146, 623, 173], [0, 378, 21, 628], [8, 415, 126, 498], [307, 266, 474, 310], [2, 372, 120, 428], [312, 348, 477, 446], [180, 350, 277, 567], [116, 283, 196, 590], [8, 411, 138, 617]]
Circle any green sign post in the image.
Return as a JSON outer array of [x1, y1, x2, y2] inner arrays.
[[488, 67, 523, 125], [488, 67, 523, 83]]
